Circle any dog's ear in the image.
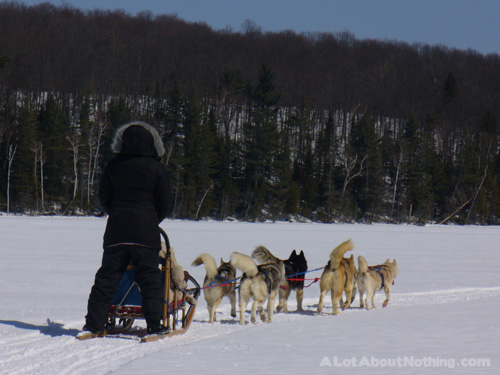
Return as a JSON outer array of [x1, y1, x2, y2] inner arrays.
[[291, 249, 297, 257], [220, 257, 224, 265]]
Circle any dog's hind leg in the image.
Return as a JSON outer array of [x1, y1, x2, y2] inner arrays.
[[382, 286, 391, 308], [342, 287, 353, 310], [238, 285, 251, 325], [207, 302, 216, 323], [369, 289, 376, 309], [331, 289, 341, 315], [296, 287, 304, 311], [239, 301, 247, 324], [277, 288, 285, 312], [267, 290, 278, 322], [239, 299, 249, 325], [351, 284, 357, 304], [359, 288, 365, 309], [317, 289, 327, 313], [259, 301, 267, 323], [278, 287, 291, 313], [212, 296, 223, 322], [229, 289, 237, 318], [251, 300, 264, 323]]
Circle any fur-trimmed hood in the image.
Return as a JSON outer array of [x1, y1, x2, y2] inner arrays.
[[112, 121, 165, 157]]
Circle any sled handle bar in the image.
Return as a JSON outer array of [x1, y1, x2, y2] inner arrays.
[[159, 227, 171, 252]]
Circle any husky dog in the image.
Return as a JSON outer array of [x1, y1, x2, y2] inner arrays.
[[159, 243, 196, 305], [277, 250, 308, 313], [230, 246, 285, 325], [357, 256, 398, 309], [317, 239, 355, 315], [338, 253, 357, 309], [191, 253, 237, 323]]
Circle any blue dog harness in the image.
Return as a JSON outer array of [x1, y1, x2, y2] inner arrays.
[[374, 266, 385, 289], [372, 265, 394, 290]]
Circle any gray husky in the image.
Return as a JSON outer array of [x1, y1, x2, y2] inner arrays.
[[230, 246, 285, 325]]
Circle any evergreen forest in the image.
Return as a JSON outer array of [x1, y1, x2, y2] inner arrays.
[[1, 2, 499, 224]]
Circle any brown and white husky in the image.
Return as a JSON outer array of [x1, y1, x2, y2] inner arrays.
[[192, 253, 237, 323], [317, 239, 356, 315]]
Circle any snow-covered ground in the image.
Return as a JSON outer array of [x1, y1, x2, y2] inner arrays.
[[0, 216, 499, 374]]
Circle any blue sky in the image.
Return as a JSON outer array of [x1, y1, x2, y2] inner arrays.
[[16, 0, 500, 55]]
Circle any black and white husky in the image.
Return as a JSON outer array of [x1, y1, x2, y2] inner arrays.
[[230, 246, 285, 325], [192, 253, 237, 323], [277, 250, 308, 313]]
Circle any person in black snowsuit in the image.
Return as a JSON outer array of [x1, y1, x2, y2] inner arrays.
[[83, 121, 172, 335]]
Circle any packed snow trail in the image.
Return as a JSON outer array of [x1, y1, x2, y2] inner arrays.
[[2, 287, 499, 375]]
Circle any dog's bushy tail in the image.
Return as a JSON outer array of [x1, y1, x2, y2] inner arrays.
[[191, 253, 218, 280], [252, 246, 281, 264], [230, 252, 258, 277], [357, 255, 369, 273], [329, 239, 354, 269]]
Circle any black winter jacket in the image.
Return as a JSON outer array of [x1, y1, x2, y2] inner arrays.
[[99, 122, 172, 249]]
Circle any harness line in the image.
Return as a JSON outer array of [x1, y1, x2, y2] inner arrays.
[[200, 266, 325, 290], [201, 275, 241, 290]]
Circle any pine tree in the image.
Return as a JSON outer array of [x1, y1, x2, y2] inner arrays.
[[11, 101, 38, 211], [402, 114, 432, 223], [103, 96, 131, 163], [243, 61, 280, 220], [316, 111, 338, 221], [78, 94, 95, 209], [163, 84, 185, 218], [0, 37, 8, 69], [442, 72, 458, 104], [38, 95, 72, 208], [108, 96, 131, 129], [181, 90, 216, 218], [163, 83, 184, 165], [216, 68, 246, 219], [348, 111, 383, 221], [272, 120, 294, 219], [289, 96, 317, 218], [195, 109, 219, 218]]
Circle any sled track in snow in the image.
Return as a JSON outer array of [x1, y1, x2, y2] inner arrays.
[[391, 286, 500, 307], [1, 286, 500, 375], [0, 315, 256, 375]]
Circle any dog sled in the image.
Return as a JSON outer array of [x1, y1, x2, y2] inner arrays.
[[80, 227, 201, 342]]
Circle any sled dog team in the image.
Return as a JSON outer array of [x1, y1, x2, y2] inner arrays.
[[192, 239, 398, 324]]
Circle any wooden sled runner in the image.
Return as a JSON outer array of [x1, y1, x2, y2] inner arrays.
[[78, 227, 201, 342]]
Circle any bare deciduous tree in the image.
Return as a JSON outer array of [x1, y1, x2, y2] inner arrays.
[[340, 154, 367, 217], [6, 143, 17, 213]]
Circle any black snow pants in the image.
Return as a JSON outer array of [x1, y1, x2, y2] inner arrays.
[[85, 244, 162, 332]]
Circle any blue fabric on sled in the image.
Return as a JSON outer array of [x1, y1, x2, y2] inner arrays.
[[111, 268, 143, 306], [111, 266, 166, 306]]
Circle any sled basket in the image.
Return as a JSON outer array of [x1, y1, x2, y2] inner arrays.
[[107, 227, 201, 336]]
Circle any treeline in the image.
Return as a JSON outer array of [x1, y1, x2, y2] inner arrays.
[[0, 2, 499, 224]]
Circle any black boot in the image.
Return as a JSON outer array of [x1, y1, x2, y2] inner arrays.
[[147, 324, 169, 335], [82, 323, 103, 334]]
